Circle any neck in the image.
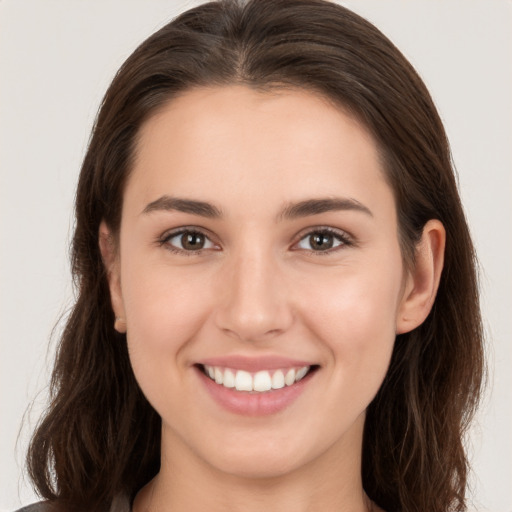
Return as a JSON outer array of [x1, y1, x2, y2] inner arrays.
[[134, 414, 374, 512]]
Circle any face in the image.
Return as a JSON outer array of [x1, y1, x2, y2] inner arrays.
[[105, 85, 418, 480]]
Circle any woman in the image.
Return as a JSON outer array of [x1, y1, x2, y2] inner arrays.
[[18, 1, 484, 511]]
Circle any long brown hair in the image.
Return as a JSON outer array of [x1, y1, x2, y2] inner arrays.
[[27, 1, 484, 511]]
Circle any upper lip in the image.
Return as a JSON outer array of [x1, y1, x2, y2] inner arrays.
[[196, 355, 316, 372]]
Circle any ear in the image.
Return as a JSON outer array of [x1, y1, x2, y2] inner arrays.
[[99, 221, 126, 333], [396, 219, 446, 334]]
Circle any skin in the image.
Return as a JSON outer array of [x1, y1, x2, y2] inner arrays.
[[100, 85, 445, 512]]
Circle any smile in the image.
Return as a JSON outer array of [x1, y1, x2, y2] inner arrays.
[[196, 359, 318, 416], [201, 365, 311, 393]]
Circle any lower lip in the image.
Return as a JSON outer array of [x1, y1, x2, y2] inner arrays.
[[196, 367, 314, 416]]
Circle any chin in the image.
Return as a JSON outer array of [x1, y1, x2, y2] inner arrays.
[[201, 434, 317, 480], [215, 455, 304, 481]]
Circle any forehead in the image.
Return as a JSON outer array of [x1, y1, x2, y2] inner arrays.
[[137, 85, 375, 158], [127, 85, 392, 218]]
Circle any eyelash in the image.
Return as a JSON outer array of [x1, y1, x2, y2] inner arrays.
[[292, 227, 354, 254], [157, 226, 353, 256], [157, 228, 218, 256]]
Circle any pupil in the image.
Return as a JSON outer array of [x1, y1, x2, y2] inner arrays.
[[310, 233, 333, 250], [182, 232, 204, 250]]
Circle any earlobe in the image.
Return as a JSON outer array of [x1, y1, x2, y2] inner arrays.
[[99, 221, 127, 333], [114, 316, 127, 333], [396, 219, 446, 334]]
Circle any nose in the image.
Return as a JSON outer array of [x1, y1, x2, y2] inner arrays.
[[214, 246, 293, 343]]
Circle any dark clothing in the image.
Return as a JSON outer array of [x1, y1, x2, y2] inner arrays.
[[14, 504, 54, 512], [14, 494, 131, 512]]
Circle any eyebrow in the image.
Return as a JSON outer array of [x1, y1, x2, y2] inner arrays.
[[141, 195, 372, 220], [142, 196, 222, 218], [278, 197, 373, 220]]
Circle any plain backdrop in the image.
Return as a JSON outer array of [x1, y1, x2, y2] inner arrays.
[[1, 1, 511, 511]]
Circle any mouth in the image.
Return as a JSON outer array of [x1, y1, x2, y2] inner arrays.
[[197, 364, 319, 393], [194, 356, 320, 415]]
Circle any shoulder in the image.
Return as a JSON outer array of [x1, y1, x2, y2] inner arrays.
[[13, 495, 131, 512], [13, 503, 55, 512]]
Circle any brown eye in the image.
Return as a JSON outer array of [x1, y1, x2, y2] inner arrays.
[[309, 233, 334, 250], [295, 229, 349, 252], [181, 232, 206, 250], [164, 230, 216, 252]]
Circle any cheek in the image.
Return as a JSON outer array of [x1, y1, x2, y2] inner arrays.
[[120, 260, 218, 416], [295, 255, 403, 368], [120, 259, 215, 363]]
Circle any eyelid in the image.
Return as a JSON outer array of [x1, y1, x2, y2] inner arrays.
[[290, 226, 354, 253], [157, 226, 220, 253], [156, 225, 354, 254]]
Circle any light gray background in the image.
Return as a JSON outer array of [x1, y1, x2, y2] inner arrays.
[[1, 1, 511, 511]]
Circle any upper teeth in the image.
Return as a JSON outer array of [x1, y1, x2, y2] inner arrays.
[[203, 365, 310, 392]]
